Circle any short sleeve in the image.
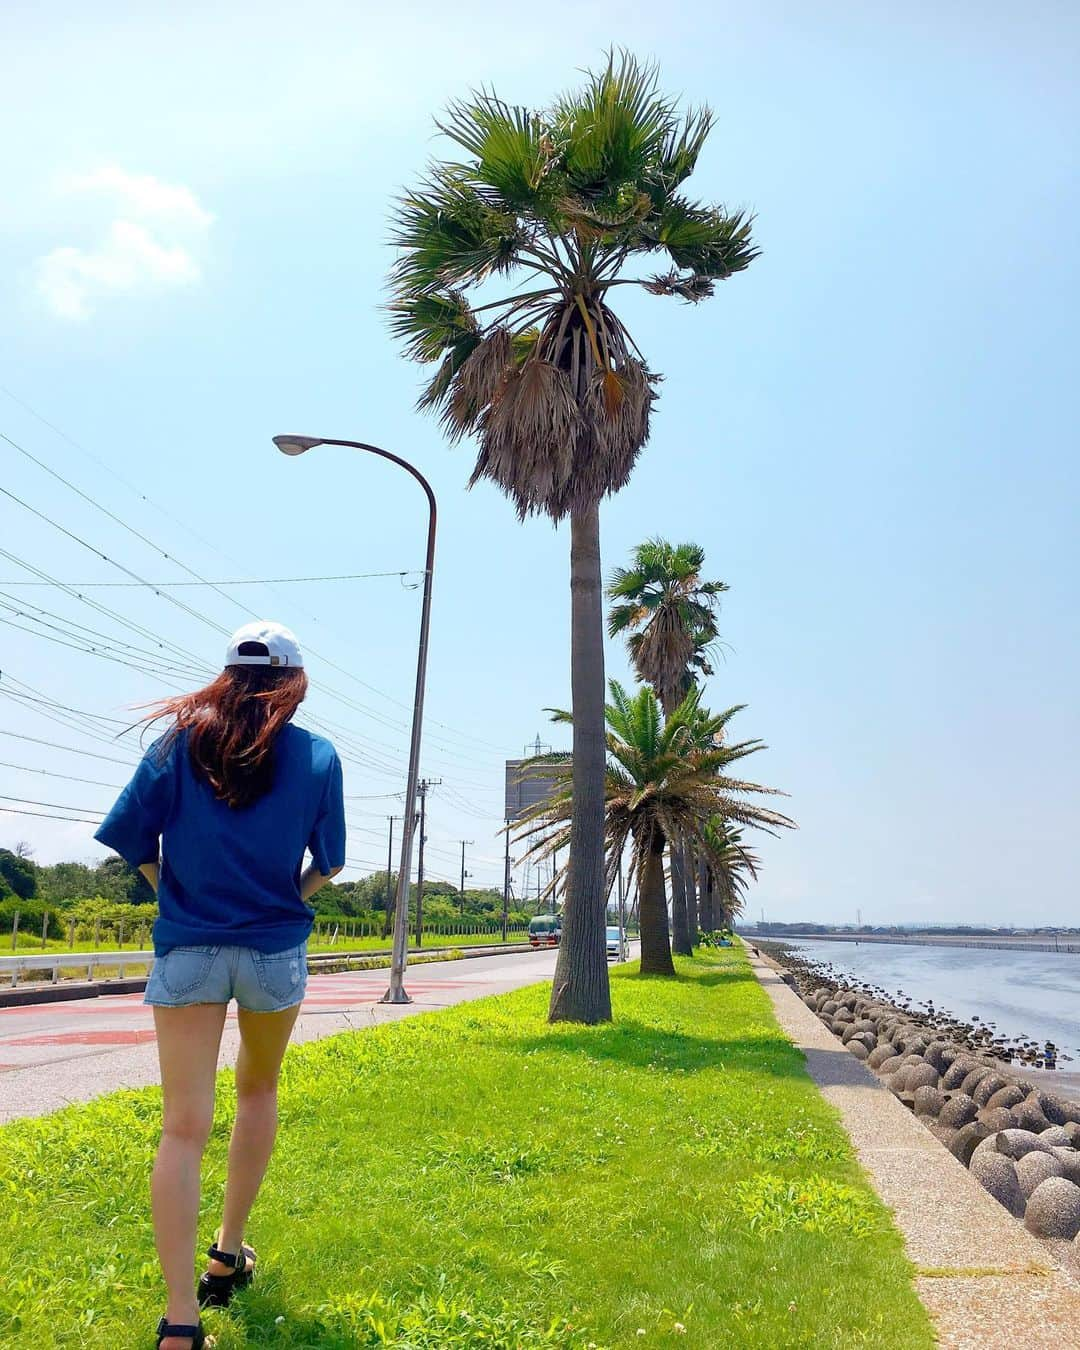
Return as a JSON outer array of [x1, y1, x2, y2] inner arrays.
[[308, 750, 345, 875], [94, 736, 176, 867]]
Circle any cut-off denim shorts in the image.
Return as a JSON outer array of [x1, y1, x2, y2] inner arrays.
[[144, 942, 308, 1012]]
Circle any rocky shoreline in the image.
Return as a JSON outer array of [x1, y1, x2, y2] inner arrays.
[[758, 940, 1080, 1269]]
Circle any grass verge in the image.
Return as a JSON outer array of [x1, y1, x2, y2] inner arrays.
[[0, 945, 934, 1348]]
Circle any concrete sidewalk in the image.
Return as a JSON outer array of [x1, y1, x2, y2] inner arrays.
[[0, 947, 561, 1123], [746, 949, 1080, 1350]]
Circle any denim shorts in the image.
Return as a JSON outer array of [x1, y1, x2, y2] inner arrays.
[[144, 943, 308, 1012]]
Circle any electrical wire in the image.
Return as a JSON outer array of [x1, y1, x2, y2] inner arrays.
[[0, 729, 137, 766], [0, 760, 123, 789], [1, 417, 518, 861], [0, 805, 102, 823], [0, 792, 104, 815], [0, 571, 422, 587], [2, 423, 510, 756]]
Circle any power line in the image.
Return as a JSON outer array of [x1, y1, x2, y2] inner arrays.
[[2, 422, 510, 755], [0, 478, 231, 639], [0, 680, 132, 728], [0, 545, 212, 672], [0, 571, 422, 587], [0, 792, 104, 816], [0, 729, 136, 766], [0, 522, 495, 782], [0, 590, 207, 675], [0, 805, 102, 824], [0, 760, 123, 789], [0, 612, 198, 687]]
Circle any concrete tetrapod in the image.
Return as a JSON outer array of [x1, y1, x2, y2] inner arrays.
[[1023, 1176, 1080, 1240], [969, 1149, 1025, 1218], [1015, 1149, 1065, 1201]]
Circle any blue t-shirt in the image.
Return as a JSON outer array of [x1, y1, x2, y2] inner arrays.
[[95, 724, 345, 956]]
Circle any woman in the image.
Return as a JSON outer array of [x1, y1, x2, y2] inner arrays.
[[96, 621, 345, 1350]]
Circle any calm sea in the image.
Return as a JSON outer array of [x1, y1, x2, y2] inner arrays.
[[780, 939, 1080, 1063]]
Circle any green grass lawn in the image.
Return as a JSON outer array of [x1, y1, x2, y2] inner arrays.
[[0, 946, 934, 1348]]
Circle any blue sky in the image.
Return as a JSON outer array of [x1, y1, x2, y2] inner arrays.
[[1, 1, 1077, 923]]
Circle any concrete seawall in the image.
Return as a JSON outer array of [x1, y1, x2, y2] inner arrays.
[[748, 931, 1080, 954], [746, 945, 1080, 1349]]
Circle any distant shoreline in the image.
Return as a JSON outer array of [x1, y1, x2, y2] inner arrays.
[[746, 931, 1080, 955]]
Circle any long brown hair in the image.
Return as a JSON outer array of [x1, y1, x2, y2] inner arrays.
[[147, 665, 309, 809]]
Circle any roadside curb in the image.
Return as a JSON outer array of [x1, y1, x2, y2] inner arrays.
[[745, 946, 1080, 1349], [0, 978, 147, 1008]]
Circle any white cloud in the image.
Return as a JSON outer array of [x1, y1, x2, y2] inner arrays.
[[38, 221, 202, 320], [35, 167, 212, 319], [63, 165, 214, 230]]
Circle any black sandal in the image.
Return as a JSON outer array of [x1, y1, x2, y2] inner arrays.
[[197, 1235, 256, 1308], [155, 1316, 207, 1348]]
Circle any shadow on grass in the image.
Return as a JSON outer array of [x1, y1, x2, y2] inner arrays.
[[220, 1290, 354, 1349], [616, 968, 756, 991], [515, 1017, 808, 1078]]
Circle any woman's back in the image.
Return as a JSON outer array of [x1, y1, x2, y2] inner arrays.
[[95, 622, 345, 957]]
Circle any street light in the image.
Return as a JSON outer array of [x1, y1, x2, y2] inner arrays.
[[273, 434, 437, 1004]]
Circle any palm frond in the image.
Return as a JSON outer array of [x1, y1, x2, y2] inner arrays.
[[390, 55, 759, 523], [555, 51, 677, 190], [386, 287, 478, 365], [436, 94, 558, 212], [390, 170, 525, 294]]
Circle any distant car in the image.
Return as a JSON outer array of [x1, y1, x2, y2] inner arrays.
[[529, 915, 562, 947], [606, 925, 626, 960]]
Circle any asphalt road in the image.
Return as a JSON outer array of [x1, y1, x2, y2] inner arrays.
[[0, 946, 566, 1123]]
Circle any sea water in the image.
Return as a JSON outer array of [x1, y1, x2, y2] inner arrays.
[[781, 939, 1080, 1062]]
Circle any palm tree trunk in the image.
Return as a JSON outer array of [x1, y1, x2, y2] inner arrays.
[[670, 848, 692, 956], [548, 500, 612, 1024], [639, 831, 676, 976], [684, 844, 698, 944], [696, 856, 710, 932]]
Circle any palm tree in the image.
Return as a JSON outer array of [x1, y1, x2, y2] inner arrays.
[[388, 55, 758, 1023], [517, 683, 792, 975], [607, 539, 729, 955], [699, 820, 759, 932]]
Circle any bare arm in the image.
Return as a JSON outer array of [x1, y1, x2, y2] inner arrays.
[[301, 861, 343, 903], [138, 861, 160, 895]]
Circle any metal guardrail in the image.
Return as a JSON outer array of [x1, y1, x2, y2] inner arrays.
[[0, 941, 538, 988], [0, 951, 155, 986], [2, 936, 638, 991]]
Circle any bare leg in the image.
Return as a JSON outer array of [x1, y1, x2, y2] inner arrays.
[[208, 1003, 300, 1274], [151, 1002, 228, 1350]]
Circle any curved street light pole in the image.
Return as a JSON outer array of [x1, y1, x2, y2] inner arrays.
[[273, 434, 436, 1003]]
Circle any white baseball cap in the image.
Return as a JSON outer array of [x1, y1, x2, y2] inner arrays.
[[225, 621, 304, 668]]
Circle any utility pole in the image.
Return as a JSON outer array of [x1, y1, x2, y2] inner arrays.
[[502, 820, 511, 943], [459, 839, 473, 914], [381, 816, 400, 937], [414, 778, 441, 948], [617, 850, 627, 961]]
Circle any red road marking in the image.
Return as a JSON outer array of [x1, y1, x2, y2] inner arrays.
[[8, 1029, 158, 1047]]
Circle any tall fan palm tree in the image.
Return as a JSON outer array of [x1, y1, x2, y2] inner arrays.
[[607, 539, 729, 954], [607, 539, 728, 711], [699, 820, 759, 931], [388, 54, 758, 1023], [518, 683, 792, 975]]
